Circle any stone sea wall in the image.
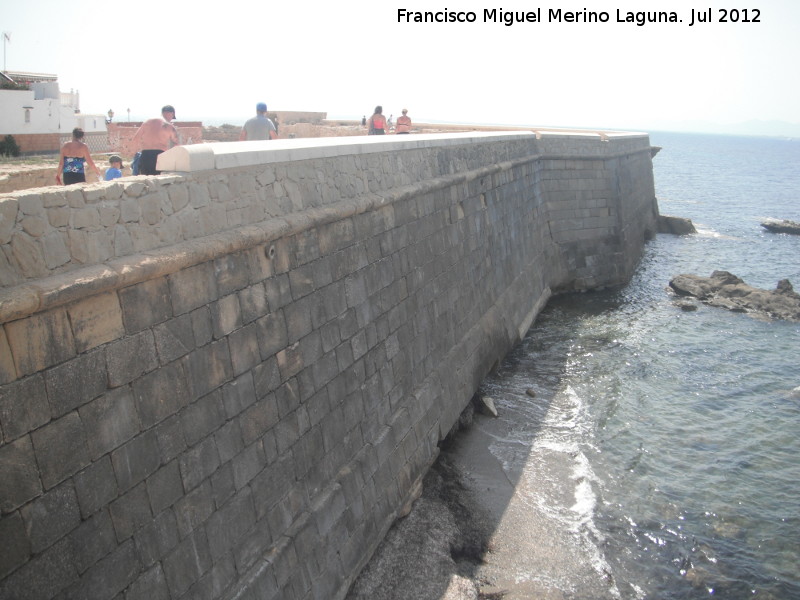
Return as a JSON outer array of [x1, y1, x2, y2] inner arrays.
[[0, 132, 658, 600]]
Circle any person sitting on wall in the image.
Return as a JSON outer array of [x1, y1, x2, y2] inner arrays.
[[240, 102, 278, 141], [131, 105, 180, 175], [56, 127, 101, 185]]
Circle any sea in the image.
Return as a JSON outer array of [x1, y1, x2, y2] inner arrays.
[[474, 131, 800, 599]]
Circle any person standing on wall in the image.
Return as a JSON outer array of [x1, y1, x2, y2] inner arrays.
[[239, 102, 278, 141], [131, 105, 180, 175], [368, 106, 388, 135], [395, 108, 412, 134], [56, 127, 101, 185]]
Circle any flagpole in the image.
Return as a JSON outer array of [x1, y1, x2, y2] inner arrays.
[[2, 32, 9, 72]]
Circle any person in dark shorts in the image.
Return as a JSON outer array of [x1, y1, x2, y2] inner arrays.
[[56, 128, 101, 185], [131, 105, 179, 175]]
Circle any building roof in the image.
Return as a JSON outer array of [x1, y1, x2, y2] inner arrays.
[[3, 71, 58, 83]]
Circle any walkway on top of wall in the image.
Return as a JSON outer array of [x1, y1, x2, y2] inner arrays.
[[156, 130, 646, 173]]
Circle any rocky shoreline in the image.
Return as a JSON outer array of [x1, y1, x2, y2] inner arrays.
[[346, 403, 502, 600], [669, 270, 800, 321]]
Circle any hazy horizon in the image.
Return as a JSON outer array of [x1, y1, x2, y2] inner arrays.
[[4, 0, 798, 140]]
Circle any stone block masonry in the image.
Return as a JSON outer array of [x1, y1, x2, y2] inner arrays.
[[0, 131, 658, 599]]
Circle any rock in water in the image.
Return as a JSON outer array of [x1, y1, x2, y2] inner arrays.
[[477, 396, 498, 418], [761, 218, 800, 235], [669, 271, 800, 321], [657, 214, 697, 235]]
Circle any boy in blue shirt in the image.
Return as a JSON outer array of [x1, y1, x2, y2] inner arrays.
[[105, 155, 124, 181]]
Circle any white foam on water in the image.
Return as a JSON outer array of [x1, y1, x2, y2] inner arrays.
[[488, 383, 623, 598]]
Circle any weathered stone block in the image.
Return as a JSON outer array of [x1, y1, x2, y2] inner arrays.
[[181, 389, 225, 447], [256, 310, 288, 359], [31, 412, 90, 490], [178, 435, 220, 492], [205, 488, 256, 561], [169, 261, 218, 316], [119, 277, 172, 334], [124, 564, 171, 600], [134, 509, 179, 568], [73, 456, 118, 519], [146, 460, 183, 515], [215, 251, 250, 297], [133, 363, 189, 429], [0, 199, 19, 245], [109, 482, 152, 542], [111, 429, 161, 493], [79, 385, 139, 459], [21, 481, 80, 554], [0, 537, 77, 600], [60, 538, 139, 600], [105, 329, 158, 388], [67, 509, 116, 574], [0, 511, 29, 579], [232, 440, 266, 490], [153, 415, 187, 465], [214, 419, 244, 464], [238, 282, 269, 325], [0, 374, 49, 441], [211, 293, 242, 339], [44, 349, 107, 419], [221, 372, 258, 419], [183, 339, 233, 401], [5, 308, 75, 377], [210, 462, 236, 509], [152, 312, 194, 364], [239, 394, 280, 446], [277, 342, 303, 381], [0, 329, 15, 386], [162, 529, 212, 598], [41, 231, 70, 270], [173, 479, 215, 538], [228, 323, 261, 377], [264, 273, 293, 310]]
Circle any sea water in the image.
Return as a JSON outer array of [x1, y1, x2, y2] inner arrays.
[[477, 132, 800, 598]]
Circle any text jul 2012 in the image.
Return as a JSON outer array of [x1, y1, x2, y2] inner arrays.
[[395, 8, 763, 27]]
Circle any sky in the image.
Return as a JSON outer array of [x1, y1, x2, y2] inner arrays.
[[3, 0, 799, 135]]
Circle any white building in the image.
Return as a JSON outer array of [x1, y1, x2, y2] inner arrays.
[[1, 71, 108, 153]]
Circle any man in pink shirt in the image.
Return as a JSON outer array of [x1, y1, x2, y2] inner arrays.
[[132, 105, 179, 175]]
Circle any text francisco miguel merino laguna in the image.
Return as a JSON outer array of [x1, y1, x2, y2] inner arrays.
[[397, 7, 762, 27]]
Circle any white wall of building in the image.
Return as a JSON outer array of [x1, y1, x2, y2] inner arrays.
[[0, 81, 106, 135]]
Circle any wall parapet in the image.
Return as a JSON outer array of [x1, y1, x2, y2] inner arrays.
[[0, 130, 658, 600], [0, 131, 653, 289]]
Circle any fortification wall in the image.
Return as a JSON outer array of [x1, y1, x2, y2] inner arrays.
[[0, 131, 658, 600]]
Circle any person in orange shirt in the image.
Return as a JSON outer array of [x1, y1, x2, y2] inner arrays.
[[395, 108, 412, 134], [368, 106, 388, 135]]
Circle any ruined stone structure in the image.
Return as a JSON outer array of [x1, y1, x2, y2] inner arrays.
[[0, 131, 658, 600]]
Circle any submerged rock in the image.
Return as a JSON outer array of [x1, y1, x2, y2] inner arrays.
[[668, 271, 800, 321], [761, 218, 800, 235]]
